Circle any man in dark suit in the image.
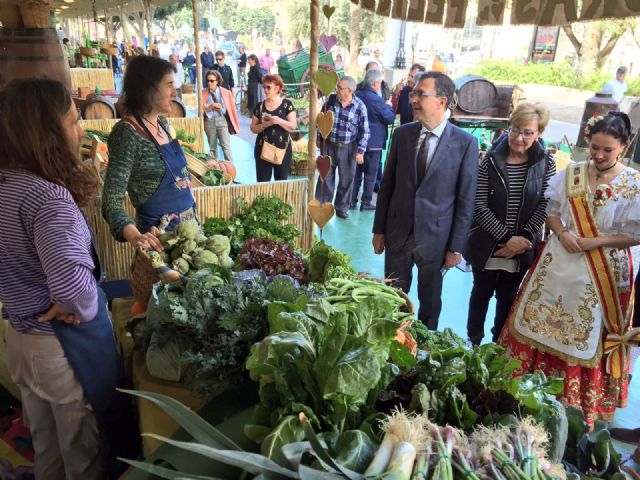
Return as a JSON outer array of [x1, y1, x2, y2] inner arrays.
[[213, 50, 235, 90], [200, 46, 215, 82], [353, 68, 395, 210], [372, 71, 479, 330]]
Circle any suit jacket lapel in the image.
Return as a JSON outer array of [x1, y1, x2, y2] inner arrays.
[[423, 121, 453, 184], [407, 122, 422, 187]]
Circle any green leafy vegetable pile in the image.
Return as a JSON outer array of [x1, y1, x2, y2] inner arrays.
[[84, 129, 110, 142], [135, 269, 321, 400], [245, 293, 407, 466], [305, 240, 358, 283], [378, 329, 568, 463], [203, 196, 301, 254], [200, 169, 232, 186]]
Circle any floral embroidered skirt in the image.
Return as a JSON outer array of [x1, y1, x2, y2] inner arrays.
[[498, 236, 632, 426]]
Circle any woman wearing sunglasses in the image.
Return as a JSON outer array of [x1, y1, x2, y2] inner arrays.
[[202, 69, 239, 161], [465, 102, 556, 345], [249, 74, 297, 181]]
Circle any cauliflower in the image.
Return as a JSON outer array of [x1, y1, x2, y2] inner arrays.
[[219, 253, 235, 269], [206, 235, 231, 256], [173, 219, 199, 241], [172, 258, 190, 275], [181, 239, 198, 254], [192, 250, 218, 269]]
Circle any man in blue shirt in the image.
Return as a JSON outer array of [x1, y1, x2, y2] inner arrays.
[[315, 76, 370, 219], [353, 69, 395, 211]]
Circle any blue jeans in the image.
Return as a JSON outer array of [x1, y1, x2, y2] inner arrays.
[[374, 156, 383, 190], [352, 149, 382, 206]]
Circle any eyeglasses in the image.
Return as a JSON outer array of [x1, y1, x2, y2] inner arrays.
[[207, 79, 217, 83], [508, 127, 537, 139], [408, 90, 441, 99]]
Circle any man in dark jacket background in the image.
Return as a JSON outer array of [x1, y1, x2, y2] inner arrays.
[[213, 50, 235, 90], [353, 69, 395, 210], [391, 63, 426, 125], [200, 45, 215, 82]]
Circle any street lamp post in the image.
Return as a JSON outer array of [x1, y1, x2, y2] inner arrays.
[[393, 20, 406, 70]]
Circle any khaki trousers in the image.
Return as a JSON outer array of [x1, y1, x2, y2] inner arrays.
[[4, 324, 104, 480]]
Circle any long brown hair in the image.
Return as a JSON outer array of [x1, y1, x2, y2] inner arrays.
[[0, 78, 99, 206]]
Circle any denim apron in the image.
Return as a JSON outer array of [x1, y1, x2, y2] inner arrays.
[[133, 116, 197, 233], [51, 224, 140, 479]]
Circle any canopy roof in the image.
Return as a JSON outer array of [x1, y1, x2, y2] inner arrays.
[[351, 0, 639, 27], [53, 0, 179, 17]]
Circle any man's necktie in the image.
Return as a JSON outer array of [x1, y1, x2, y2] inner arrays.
[[417, 132, 431, 185]]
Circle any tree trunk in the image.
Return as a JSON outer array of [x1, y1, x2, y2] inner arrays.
[[348, 3, 361, 76], [578, 23, 602, 78]]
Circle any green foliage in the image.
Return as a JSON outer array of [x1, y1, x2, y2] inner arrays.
[[284, 0, 383, 47], [224, 6, 275, 38], [470, 59, 640, 96]]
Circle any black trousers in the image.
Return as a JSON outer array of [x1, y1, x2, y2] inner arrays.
[[466, 266, 527, 345], [254, 140, 292, 182], [384, 236, 444, 331]]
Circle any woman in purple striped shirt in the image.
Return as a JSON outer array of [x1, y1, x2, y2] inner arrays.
[[0, 79, 138, 479]]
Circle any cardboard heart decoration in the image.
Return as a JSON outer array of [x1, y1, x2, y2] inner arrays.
[[308, 200, 334, 229], [319, 35, 337, 52], [316, 111, 334, 139], [322, 5, 336, 19], [313, 70, 340, 97], [316, 155, 331, 180]]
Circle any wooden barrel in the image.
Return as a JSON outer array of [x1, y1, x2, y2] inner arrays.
[[169, 96, 186, 117], [81, 95, 117, 120], [454, 75, 497, 114], [0, 27, 72, 91], [576, 92, 618, 147]]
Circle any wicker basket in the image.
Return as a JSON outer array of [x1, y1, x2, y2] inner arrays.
[[130, 249, 159, 307], [101, 46, 118, 56], [79, 46, 96, 57], [398, 290, 415, 314], [19, 0, 50, 28], [184, 152, 209, 177], [292, 158, 311, 176]]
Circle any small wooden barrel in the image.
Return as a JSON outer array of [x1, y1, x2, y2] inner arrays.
[[0, 27, 72, 91], [576, 92, 619, 147], [169, 96, 186, 117], [454, 75, 497, 114], [81, 95, 117, 119]]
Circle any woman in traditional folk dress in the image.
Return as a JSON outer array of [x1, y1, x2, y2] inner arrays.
[[499, 112, 640, 426]]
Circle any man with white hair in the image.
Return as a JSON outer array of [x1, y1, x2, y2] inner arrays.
[[353, 69, 394, 211], [602, 66, 628, 104], [315, 76, 370, 219]]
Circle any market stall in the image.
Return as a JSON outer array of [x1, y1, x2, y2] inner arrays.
[[70, 67, 115, 92]]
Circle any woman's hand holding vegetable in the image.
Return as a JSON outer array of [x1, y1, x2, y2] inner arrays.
[[123, 224, 164, 252]]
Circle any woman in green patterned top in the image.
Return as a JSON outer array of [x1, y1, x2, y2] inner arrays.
[[103, 55, 196, 252]]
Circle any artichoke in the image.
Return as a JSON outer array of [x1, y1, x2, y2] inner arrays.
[[172, 258, 190, 275], [193, 250, 218, 269], [206, 235, 231, 256], [173, 219, 200, 241]]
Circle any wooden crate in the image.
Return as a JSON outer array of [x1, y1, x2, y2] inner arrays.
[[84, 180, 312, 282]]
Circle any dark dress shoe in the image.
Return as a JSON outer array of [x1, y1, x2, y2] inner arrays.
[[349, 202, 357, 210], [360, 204, 376, 211], [336, 210, 349, 219]]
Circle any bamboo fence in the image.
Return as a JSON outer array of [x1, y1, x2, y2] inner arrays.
[[79, 117, 206, 152], [85, 179, 311, 282], [70, 68, 116, 92]]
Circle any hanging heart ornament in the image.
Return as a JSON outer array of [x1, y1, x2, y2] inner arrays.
[[308, 200, 335, 229], [322, 5, 336, 19], [319, 35, 337, 52], [316, 155, 331, 180], [316, 111, 334, 139], [313, 70, 340, 97]]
